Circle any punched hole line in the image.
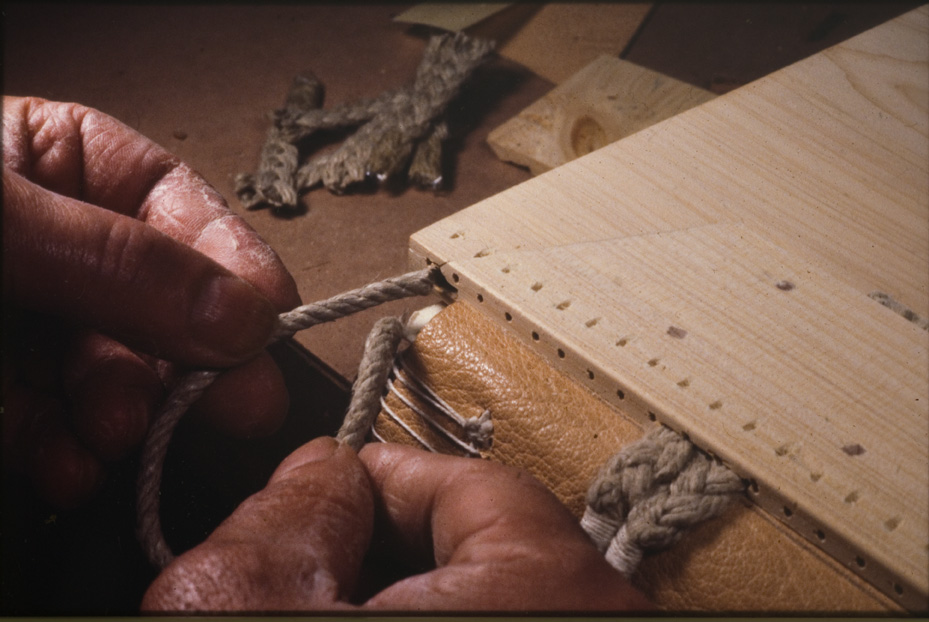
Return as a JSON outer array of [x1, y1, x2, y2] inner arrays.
[[136, 268, 440, 570]]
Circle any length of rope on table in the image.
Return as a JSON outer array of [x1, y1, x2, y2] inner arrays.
[[136, 268, 440, 569]]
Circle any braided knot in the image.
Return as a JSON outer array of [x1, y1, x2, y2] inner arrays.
[[236, 32, 494, 210], [463, 409, 494, 450], [581, 425, 744, 577]]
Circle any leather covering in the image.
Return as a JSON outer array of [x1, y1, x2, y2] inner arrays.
[[373, 302, 897, 613]]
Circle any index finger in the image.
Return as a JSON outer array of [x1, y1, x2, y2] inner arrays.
[[3, 95, 298, 310]]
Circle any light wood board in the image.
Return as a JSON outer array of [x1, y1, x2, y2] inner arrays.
[[488, 55, 717, 175], [409, 7, 929, 610]]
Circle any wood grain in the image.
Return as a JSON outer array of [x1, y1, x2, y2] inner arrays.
[[488, 55, 717, 175], [410, 7, 929, 610], [396, 3, 653, 85], [489, 3, 653, 84]]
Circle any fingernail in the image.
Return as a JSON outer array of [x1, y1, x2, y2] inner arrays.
[[301, 436, 340, 462], [273, 437, 340, 479], [189, 275, 277, 365]]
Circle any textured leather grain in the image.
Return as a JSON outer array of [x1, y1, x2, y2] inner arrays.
[[373, 302, 899, 613]]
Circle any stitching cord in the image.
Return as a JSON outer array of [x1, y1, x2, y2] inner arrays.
[[136, 268, 438, 569]]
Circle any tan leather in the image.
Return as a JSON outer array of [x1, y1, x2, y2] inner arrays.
[[374, 302, 900, 613]]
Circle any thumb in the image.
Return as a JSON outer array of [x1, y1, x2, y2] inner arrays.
[[142, 437, 374, 612], [3, 169, 278, 367]]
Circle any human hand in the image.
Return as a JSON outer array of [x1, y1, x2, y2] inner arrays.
[[142, 439, 653, 612], [2, 96, 301, 507]]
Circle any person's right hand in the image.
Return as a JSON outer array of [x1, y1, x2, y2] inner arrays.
[[3, 96, 302, 508], [142, 439, 654, 613]]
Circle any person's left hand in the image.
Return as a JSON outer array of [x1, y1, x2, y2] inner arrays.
[[3, 96, 302, 507]]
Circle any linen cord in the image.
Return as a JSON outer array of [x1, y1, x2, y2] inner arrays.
[[580, 425, 745, 577], [136, 268, 438, 569], [234, 32, 494, 210]]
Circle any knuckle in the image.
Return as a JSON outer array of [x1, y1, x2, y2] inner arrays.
[[94, 216, 158, 288]]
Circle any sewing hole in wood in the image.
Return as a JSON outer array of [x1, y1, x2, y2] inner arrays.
[[667, 325, 687, 339]]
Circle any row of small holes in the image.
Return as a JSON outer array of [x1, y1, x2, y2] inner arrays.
[[478, 293, 628, 399], [462, 269, 818, 419], [466, 274, 804, 522], [444, 260, 912, 599], [760, 488, 872, 594], [778, 492, 905, 596], [447, 268, 859, 458], [448, 266, 809, 419], [475, 276, 726, 412], [466, 268, 913, 597]]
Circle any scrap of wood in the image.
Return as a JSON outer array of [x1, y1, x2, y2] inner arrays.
[[491, 3, 652, 84], [487, 55, 717, 175], [396, 3, 652, 85], [393, 3, 513, 34], [410, 7, 929, 610]]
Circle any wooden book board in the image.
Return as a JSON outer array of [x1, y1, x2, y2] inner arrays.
[[409, 7, 929, 610]]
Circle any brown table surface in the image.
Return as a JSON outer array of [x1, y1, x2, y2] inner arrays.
[[2, 2, 919, 614]]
